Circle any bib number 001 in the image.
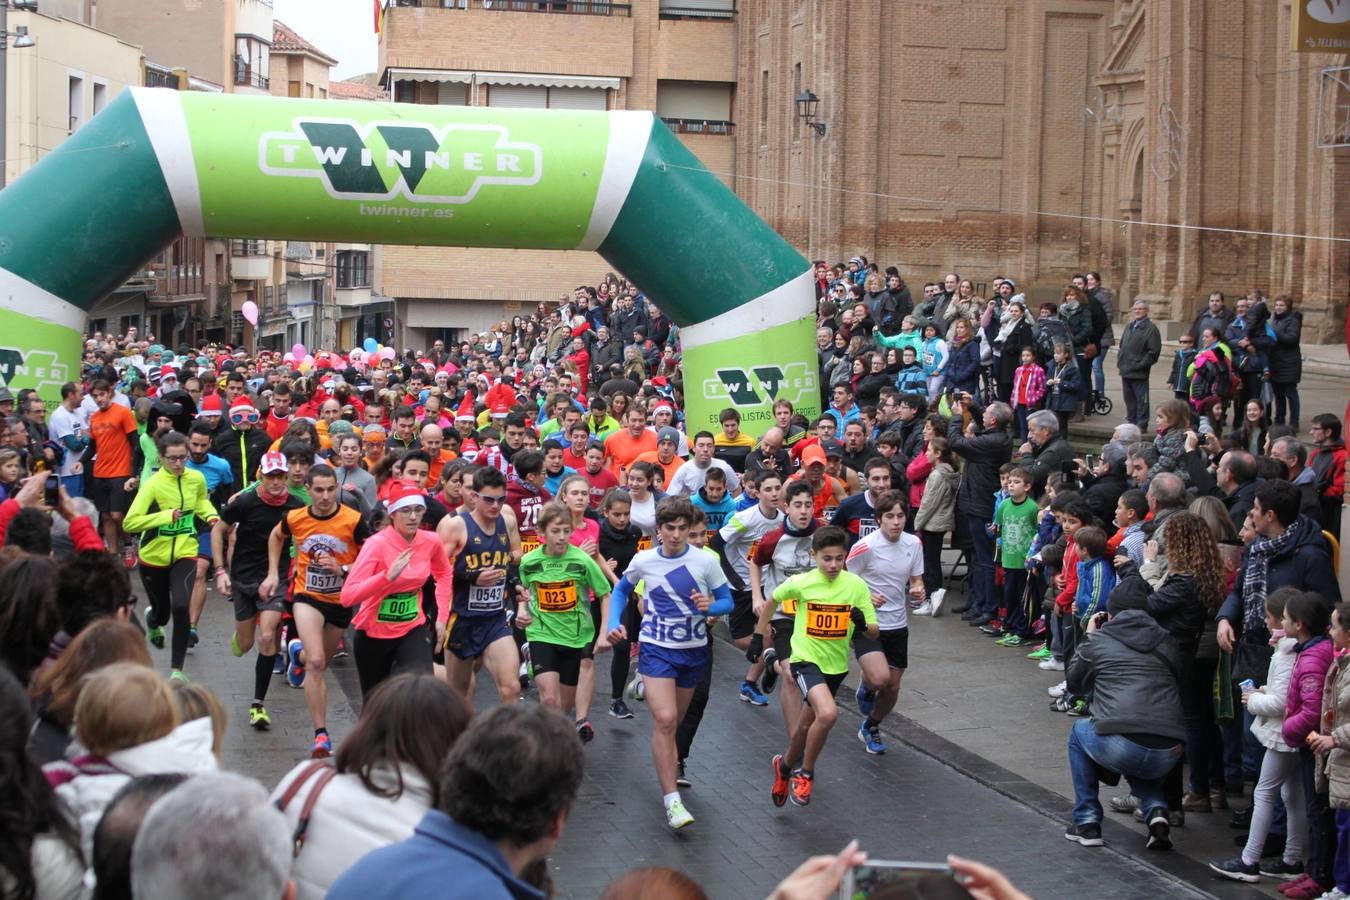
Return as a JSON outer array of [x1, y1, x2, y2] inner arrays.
[[804, 602, 850, 639]]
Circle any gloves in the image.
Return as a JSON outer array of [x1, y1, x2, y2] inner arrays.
[[850, 607, 867, 629], [745, 632, 764, 664]]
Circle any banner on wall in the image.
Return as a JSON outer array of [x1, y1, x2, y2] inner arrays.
[[1293, 0, 1350, 52]]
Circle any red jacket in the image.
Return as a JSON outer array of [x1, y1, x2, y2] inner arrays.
[[0, 498, 102, 551], [1311, 441, 1347, 501]]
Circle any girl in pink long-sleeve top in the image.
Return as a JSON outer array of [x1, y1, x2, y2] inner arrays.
[[1010, 347, 1047, 442], [341, 484, 453, 697]]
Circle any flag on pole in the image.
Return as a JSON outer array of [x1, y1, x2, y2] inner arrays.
[[374, 0, 385, 34]]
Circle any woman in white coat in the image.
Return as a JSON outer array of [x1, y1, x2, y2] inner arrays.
[[271, 674, 470, 900]]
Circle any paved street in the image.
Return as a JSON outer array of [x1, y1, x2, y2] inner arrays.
[[155, 580, 1241, 900]]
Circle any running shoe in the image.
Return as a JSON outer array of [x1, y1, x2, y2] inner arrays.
[[676, 760, 691, 788], [739, 680, 768, 707], [1048, 680, 1068, 698], [230, 632, 244, 658], [147, 625, 165, 649], [770, 755, 789, 807], [858, 721, 886, 755], [788, 770, 813, 807], [1066, 700, 1089, 717], [856, 683, 876, 718], [169, 669, 188, 684], [998, 634, 1027, 647], [1145, 812, 1172, 851], [665, 798, 694, 830], [1038, 658, 1066, 672], [273, 648, 286, 675], [1282, 876, 1332, 899], [929, 588, 946, 617], [1064, 822, 1103, 847], [286, 638, 306, 689], [1109, 794, 1139, 813], [979, 620, 1004, 636], [310, 733, 332, 759], [333, 639, 349, 659], [608, 698, 634, 719], [1208, 857, 1260, 883], [627, 674, 645, 702], [1260, 860, 1305, 880], [1026, 645, 1053, 660], [1278, 875, 1320, 898], [188, 626, 199, 650], [249, 705, 271, 730], [576, 719, 594, 744], [760, 648, 778, 694], [912, 600, 933, 616]]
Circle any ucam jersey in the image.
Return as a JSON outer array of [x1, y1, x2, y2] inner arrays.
[[845, 529, 924, 630], [625, 545, 728, 650]]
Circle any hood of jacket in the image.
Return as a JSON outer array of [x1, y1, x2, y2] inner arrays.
[[599, 517, 641, 543], [107, 717, 219, 778], [1101, 609, 1170, 654]]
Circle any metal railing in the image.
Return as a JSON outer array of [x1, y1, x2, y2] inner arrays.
[[658, 2, 735, 19], [233, 65, 270, 90], [661, 117, 734, 135], [393, 0, 631, 16], [230, 239, 267, 257]]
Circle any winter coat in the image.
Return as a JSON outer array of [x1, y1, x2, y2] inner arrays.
[[1318, 653, 1350, 807], [1081, 471, 1128, 526], [854, 372, 891, 410], [1245, 636, 1298, 752], [895, 363, 927, 398], [874, 286, 913, 335], [1269, 309, 1303, 384], [1017, 435, 1074, 499], [1114, 561, 1207, 652], [1088, 286, 1116, 347], [1282, 635, 1335, 748], [1152, 427, 1189, 482], [212, 426, 273, 494], [1010, 364, 1046, 410], [1045, 358, 1081, 412], [1066, 609, 1186, 740], [1167, 348, 1198, 393], [1311, 440, 1348, 503], [1115, 317, 1162, 380], [1187, 306, 1236, 345], [914, 461, 957, 534], [944, 338, 981, 395], [875, 329, 923, 358], [273, 761, 434, 900], [947, 410, 1012, 519], [905, 449, 932, 513], [1058, 303, 1094, 351], [1033, 317, 1073, 366], [0, 834, 82, 900], [994, 319, 1036, 387]]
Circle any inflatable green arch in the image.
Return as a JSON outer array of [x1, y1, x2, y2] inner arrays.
[[0, 88, 819, 433]]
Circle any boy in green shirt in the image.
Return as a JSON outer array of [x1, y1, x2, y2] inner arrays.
[[765, 525, 878, 808], [518, 503, 612, 719], [992, 467, 1040, 645]]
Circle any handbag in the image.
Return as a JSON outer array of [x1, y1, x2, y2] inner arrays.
[[1231, 638, 1274, 686], [274, 759, 338, 857]]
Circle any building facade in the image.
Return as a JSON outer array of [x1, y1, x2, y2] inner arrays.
[[377, 0, 738, 350], [738, 0, 1350, 339]]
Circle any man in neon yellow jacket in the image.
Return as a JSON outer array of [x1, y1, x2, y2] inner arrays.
[[124, 430, 219, 683]]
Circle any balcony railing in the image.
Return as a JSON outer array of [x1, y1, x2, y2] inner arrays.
[[393, 0, 631, 16], [658, 1, 735, 19], [661, 118, 734, 136], [233, 64, 270, 89], [231, 239, 267, 257]]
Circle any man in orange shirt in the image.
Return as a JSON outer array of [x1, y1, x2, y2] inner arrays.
[[419, 423, 457, 491], [603, 404, 657, 482], [86, 378, 141, 555], [634, 426, 685, 491]]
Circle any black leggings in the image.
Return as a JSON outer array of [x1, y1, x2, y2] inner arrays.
[[675, 634, 714, 762], [609, 596, 642, 700], [353, 628, 432, 698], [141, 558, 197, 670]]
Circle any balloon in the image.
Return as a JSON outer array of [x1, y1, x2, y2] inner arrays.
[[241, 300, 258, 326], [363, 337, 378, 353], [381, 347, 396, 361], [292, 343, 306, 359], [283, 352, 295, 362], [303, 354, 315, 366], [298, 362, 311, 374]]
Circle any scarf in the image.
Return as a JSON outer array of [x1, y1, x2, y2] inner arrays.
[[994, 314, 1020, 348], [1242, 524, 1302, 632]]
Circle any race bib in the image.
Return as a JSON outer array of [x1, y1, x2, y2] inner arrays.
[[376, 590, 419, 624], [781, 596, 798, 616], [521, 537, 541, 554], [157, 515, 196, 538], [304, 567, 344, 596], [536, 580, 578, 613], [804, 602, 850, 639], [637, 535, 652, 551], [859, 518, 879, 539], [821, 506, 838, 523], [467, 583, 505, 612]]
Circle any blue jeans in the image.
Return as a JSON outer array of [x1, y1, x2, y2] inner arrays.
[[1091, 352, 1106, 395], [1067, 718, 1183, 825], [965, 513, 996, 615]]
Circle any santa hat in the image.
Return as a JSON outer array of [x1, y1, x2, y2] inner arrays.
[[160, 365, 178, 381], [229, 396, 256, 416], [385, 482, 426, 514], [196, 394, 223, 418], [490, 402, 509, 418], [455, 392, 476, 423], [651, 402, 673, 417]]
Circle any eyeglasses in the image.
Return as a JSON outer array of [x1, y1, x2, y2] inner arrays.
[[1178, 340, 1193, 346], [394, 506, 425, 517], [477, 494, 506, 506], [162, 454, 188, 462]]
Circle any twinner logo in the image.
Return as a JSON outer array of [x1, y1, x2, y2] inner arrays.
[[0, 347, 67, 395], [703, 362, 817, 407], [259, 119, 542, 203]]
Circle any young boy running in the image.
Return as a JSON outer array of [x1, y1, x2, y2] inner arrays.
[[606, 496, 732, 830], [517, 503, 612, 724], [767, 525, 878, 807], [845, 491, 924, 755]]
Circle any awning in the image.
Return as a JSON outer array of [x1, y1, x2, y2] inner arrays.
[[388, 67, 619, 91]]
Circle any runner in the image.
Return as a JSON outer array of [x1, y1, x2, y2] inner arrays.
[[517, 502, 612, 728], [260, 464, 370, 758], [86, 378, 140, 557], [437, 465, 524, 711], [604, 404, 658, 482], [211, 450, 305, 730], [340, 482, 452, 696], [556, 474, 618, 740], [185, 421, 234, 648], [712, 469, 783, 707], [598, 488, 643, 719], [844, 491, 925, 755], [747, 479, 819, 742], [765, 525, 878, 807], [122, 431, 220, 683], [830, 457, 892, 548], [580, 438, 619, 509], [788, 444, 847, 524], [624, 461, 663, 547], [505, 449, 552, 555], [605, 496, 732, 829]]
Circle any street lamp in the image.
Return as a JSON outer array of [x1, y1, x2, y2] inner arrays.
[[0, 1, 39, 189], [795, 89, 826, 136]]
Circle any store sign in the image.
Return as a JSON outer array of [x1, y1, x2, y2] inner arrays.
[[1293, 0, 1350, 53]]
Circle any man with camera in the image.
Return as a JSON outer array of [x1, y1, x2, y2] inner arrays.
[[1014, 411, 1075, 498]]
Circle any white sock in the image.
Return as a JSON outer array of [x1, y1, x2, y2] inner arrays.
[[663, 791, 681, 809]]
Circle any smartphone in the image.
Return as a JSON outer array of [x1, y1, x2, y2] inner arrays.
[[43, 473, 59, 508], [1084, 453, 1096, 469], [840, 861, 954, 899]]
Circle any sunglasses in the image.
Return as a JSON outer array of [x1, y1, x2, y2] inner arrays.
[[477, 494, 506, 506], [230, 410, 260, 425]]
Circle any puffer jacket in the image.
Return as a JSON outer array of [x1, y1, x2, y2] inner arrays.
[[914, 461, 957, 534], [272, 762, 434, 900], [1066, 609, 1186, 740], [1246, 636, 1298, 752], [1282, 635, 1335, 748], [1317, 652, 1350, 807], [1269, 309, 1303, 384], [1110, 561, 1207, 653]]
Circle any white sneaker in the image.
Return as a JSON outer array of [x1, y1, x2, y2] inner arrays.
[[912, 601, 933, 616], [1316, 890, 1348, 900], [929, 589, 946, 617], [1038, 658, 1066, 672], [1048, 680, 1068, 698], [665, 798, 694, 829]]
